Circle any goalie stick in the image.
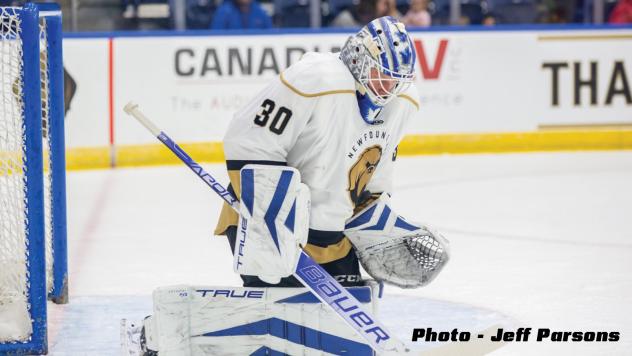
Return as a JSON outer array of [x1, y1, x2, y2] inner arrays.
[[123, 102, 507, 356]]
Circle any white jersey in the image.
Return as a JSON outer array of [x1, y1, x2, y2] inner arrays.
[[217, 52, 419, 236]]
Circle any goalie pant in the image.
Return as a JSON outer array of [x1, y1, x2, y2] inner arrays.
[[141, 282, 382, 355], [226, 225, 364, 287]]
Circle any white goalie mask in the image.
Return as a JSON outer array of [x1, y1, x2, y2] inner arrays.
[[340, 17, 416, 113]]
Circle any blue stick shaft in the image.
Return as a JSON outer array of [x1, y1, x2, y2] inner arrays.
[[124, 102, 407, 355], [123, 102, 239, 209], [155, 132, 240, 209]]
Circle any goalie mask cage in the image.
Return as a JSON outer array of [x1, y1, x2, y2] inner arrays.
[[0, 2, 68, 355]]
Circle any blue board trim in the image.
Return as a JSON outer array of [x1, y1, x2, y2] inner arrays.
[[62, 24, 632, 39]]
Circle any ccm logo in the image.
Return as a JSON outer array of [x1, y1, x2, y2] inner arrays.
[[298, 265, 390, 344], [196, 289, 264, 298]]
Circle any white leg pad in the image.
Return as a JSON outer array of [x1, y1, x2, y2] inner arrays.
[[148, 282, 382, 355]]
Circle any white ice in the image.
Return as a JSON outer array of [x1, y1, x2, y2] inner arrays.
[[48, 151, 632, 355]]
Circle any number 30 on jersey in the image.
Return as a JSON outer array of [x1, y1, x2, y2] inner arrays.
[[254, 99, 292, 135]]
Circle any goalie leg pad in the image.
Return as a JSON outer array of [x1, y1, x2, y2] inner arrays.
[[235, 165, 310, 284], [141, 316, 158, 355], [147, 283, 381, 355], [345, 193, 450, 288]]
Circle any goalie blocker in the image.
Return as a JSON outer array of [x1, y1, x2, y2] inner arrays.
[[234, 165, 310, 284], [139, 282, 382, 355]]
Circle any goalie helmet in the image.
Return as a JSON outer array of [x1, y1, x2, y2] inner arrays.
[[340, 16, 416, 124]]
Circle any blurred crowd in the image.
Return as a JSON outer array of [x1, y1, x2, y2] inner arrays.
[[124, 0, 632, 30], [1, 0, 631, 30]]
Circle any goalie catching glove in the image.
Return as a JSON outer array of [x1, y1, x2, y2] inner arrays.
[[234, 165, 310, 284], [345, 193, 450, 288]]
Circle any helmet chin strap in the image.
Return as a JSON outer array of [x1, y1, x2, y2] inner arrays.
[[356, 83, 384, 125]]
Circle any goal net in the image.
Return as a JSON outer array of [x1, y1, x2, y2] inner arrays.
[[0, 3, 67, 354]]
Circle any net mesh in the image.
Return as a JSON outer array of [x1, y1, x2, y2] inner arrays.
[[0, 7, 54, 342], [0, 7, 32, 342]]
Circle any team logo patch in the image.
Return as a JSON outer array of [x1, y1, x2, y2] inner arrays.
[[348, 145, 382, 204]]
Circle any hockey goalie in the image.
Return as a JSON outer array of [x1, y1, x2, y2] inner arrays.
[[123, 16, 450, 356]]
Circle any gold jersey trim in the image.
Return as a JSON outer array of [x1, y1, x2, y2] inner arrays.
[[397, 93, 420, 110], [303, 237, 353, 264], [214, 170, 240, 236], [279, 71, 355, 98], [280, 71, 419, 110]]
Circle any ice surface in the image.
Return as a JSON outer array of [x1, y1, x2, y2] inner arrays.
[[50, 151, 632, 355]]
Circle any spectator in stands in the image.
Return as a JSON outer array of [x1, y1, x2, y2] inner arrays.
[[547, 5, 569, 23], [609, 0, 632, 23], [330, 0, 388, 27], [122, 0, 140, 19], [210, 0, 272, 29], [457, 15, 470, 25], [385, 0, 402, 19], [402, 0, 431, 27], [482, 13, 496, 26]]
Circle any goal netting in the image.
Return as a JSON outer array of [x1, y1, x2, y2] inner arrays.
[[0, 3, 67, 354]]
